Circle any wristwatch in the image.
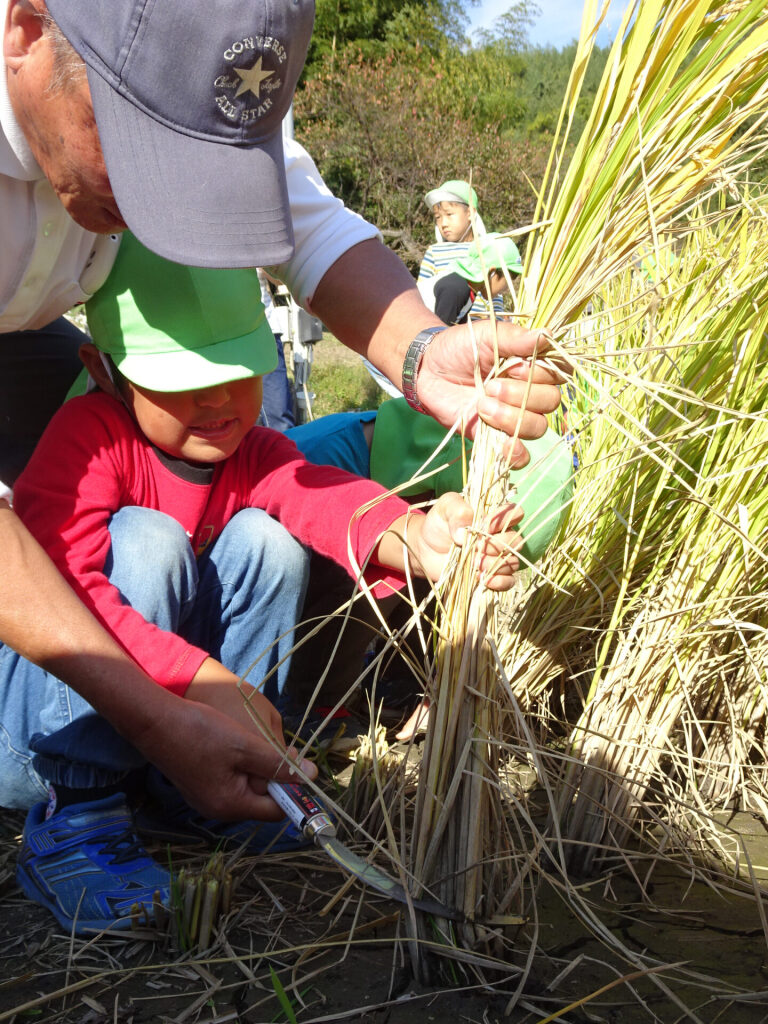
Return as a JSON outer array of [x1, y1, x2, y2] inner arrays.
[[401, 326, 447, 413]]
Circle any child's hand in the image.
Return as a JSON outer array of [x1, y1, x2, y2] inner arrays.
[[399, 493, 524, 590]]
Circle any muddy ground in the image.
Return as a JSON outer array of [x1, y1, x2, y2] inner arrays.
[[3, 775, 768, 1024]]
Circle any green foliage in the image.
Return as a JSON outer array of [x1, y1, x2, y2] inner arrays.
[[515, 41, 610, 138], [305, 0, 475, 74], [295, 50, 551, 271]]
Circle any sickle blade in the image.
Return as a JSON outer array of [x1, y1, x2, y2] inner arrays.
[[317, 834, 462, 921]]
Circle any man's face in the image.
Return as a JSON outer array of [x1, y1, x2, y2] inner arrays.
[[5, 9, 127, 233], [34, 76, 126, 234]]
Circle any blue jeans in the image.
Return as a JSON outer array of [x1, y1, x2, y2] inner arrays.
[[0, 506, 309, 809], [259, 334, 295, 433]]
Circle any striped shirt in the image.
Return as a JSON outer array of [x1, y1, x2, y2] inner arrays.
[[418, 242, 503, 318]]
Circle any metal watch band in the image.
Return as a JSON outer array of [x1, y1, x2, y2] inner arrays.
[[401, 326, 447, 412]]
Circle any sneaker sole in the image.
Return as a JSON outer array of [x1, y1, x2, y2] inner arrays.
[[16, 861, 164, 936]]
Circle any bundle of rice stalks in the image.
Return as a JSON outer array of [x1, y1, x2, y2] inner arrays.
[[552, 212, 768, 872], [407, 0, 768, 975]]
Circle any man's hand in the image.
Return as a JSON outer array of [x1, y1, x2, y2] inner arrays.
[[185, 658, 283, 740], [138, 692, 317, 823], [309, 240, 563, 467], [178, 658, 317, 821], [417, 320, 563, 467]]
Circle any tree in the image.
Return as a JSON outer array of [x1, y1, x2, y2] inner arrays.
[[305, 0, 478, 74], [472, 0, 542, 52], [294, 50, 550, 270]]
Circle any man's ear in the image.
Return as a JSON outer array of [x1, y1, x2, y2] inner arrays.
[[4, 0, 44, 66], [79, 343, 120, 398]]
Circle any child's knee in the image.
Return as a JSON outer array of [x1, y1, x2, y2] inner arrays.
[[226, 508, 309, 586], [108, 507, 190, 562], [105, 508, 197, 615]]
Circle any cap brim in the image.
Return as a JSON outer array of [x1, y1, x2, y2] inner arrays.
[[454, 261, 523, 281], [88, 69, 295, 269], [115, 327, 279, 392], [424, 188, 468, 209]]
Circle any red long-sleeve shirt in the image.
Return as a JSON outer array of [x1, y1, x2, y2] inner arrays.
[[14, 393, 415, 695]]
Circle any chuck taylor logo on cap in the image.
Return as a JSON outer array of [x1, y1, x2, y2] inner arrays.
[[215, 35, 288, 125]]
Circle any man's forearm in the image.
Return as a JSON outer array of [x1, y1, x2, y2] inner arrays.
[[307, 238, 439, 384], [303, 235, 563, 454]]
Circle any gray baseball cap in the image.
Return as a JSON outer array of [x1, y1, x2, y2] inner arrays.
[[47, 0, 315, 268]]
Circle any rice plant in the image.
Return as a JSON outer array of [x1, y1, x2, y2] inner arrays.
[[406, 0, 768, 980], [500, 207, 768, 874]]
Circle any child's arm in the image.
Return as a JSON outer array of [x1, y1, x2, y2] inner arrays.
[[376, 493, 524, 591], [185, 659, 286, 748]]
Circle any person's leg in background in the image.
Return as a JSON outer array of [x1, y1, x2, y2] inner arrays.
[[0, 318, 86, 487], [259, 334, 296, 432]]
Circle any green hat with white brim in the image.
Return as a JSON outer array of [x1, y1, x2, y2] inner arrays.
[[453, 233, 523, 282], [424, 179, 479, 210], [85, 233, 277, 393]]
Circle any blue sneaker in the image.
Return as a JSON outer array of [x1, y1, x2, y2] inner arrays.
[[134, 770, 311, 854], [16, 794, 171, 936]]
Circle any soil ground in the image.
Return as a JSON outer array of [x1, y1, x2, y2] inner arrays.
[[3, 771, 768, 1024]]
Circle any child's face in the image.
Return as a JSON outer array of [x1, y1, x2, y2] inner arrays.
[[123, 375, 263, 463], [433, 201, 473, 243]]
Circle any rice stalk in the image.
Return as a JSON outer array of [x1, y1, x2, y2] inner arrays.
[[497, 205, 768, 873]]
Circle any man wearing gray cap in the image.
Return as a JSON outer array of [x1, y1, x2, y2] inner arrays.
[[0, 0, 561, 929]]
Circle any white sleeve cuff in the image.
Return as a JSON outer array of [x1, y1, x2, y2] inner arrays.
[[268, 137, 380, 310]]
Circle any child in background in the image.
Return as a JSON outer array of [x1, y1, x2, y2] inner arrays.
[[417, 179, 503, 322], [362, 179, 501, 396], [432, 232, 523, 326], [7, 233, 523, 936]]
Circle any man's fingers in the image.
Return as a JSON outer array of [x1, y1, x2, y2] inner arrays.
[[484, 373, 563, 407], [273, 746, 319, 784], [483, 322, 552, 361]]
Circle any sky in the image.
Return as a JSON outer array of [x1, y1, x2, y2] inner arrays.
[[469, 0, 625, 50]]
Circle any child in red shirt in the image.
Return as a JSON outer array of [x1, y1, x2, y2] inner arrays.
[[8, 233, 523, 936]]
